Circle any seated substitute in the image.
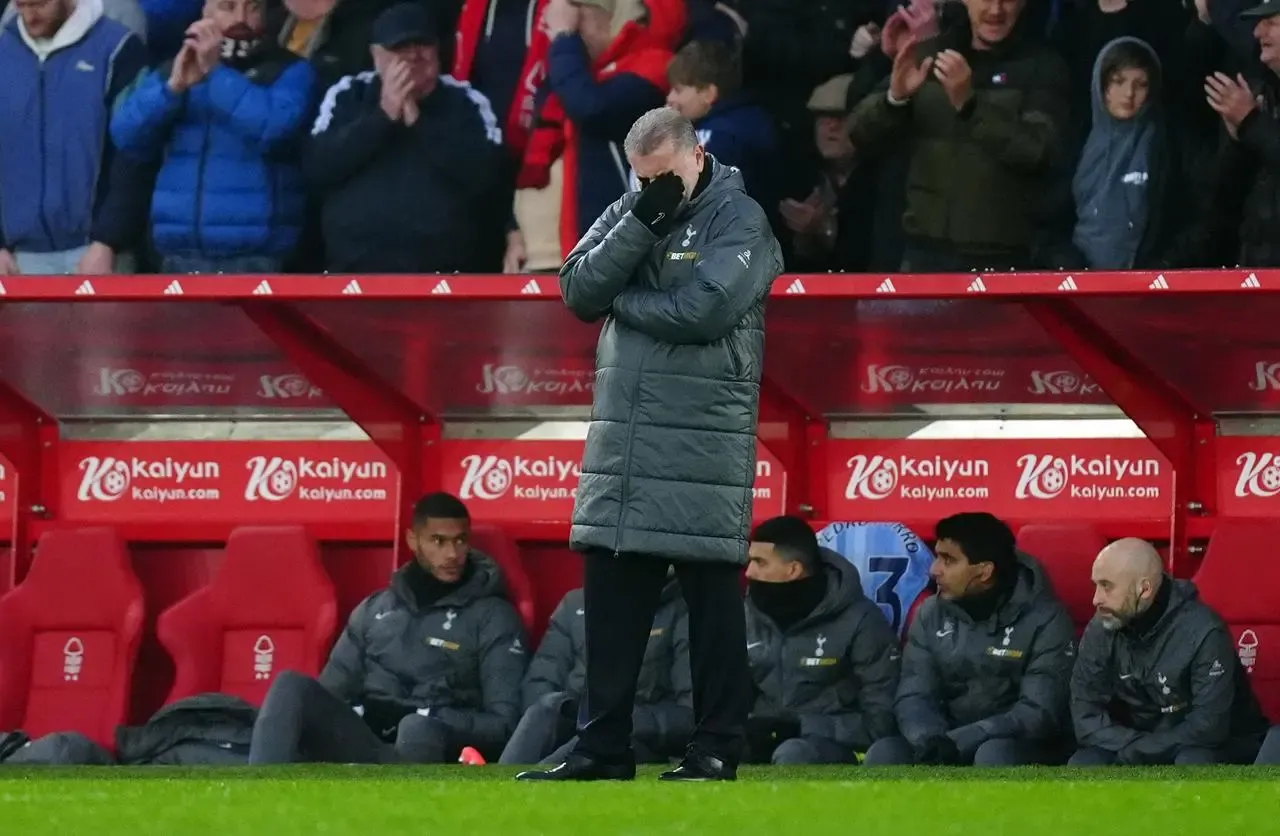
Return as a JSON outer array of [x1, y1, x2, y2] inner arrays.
[[743, 516, 900, 765], [499, 573, 693, 765], [864, 513, 1076, 767], [247, 493, 528, 764], [1069, 538, 1269, 766]]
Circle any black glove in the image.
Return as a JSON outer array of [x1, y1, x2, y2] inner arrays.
[[631, 171, 684, 235], [747, 716, 801, 756], [361, 697, 416, 742], [558, 697, 580, 722], [912, 734, 961, 765]]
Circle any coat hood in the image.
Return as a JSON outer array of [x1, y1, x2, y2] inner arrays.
[[389, 550, 510, 611], [1089, 36, 1162, 125], [13, 0, 105, 57], [1005, 551, 1056, 615], [810, 547, 868, 620], [937, 551, 1056, 624], [675, 156, 746, 221], [1140, 576, 1200, 637]]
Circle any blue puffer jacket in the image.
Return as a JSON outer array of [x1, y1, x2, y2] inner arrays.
[[110, 45, 314, 258]]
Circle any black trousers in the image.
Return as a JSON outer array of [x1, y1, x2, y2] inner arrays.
[[1069, 733, 1264, 766], [247, 671, 454, 765], [574, 549, 750, 766]]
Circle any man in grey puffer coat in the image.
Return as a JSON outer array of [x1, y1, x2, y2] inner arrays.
[[864, 512, 1077, 767], [248, 493, 528, 765], [1070, 538, 1269, 766], [519, 107, 783, 783], [500, 575, 693, 765], [744, 516, 901, 764]]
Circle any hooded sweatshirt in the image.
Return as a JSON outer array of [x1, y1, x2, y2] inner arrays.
[[1071, 36, 1162, 270]]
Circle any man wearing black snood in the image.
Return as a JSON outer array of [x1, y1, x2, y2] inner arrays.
[[742, 516, 901, 765], [247, 493, 528, 765], [864, 512, 1076, 767]]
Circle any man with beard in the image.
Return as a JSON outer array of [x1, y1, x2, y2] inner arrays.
[[863, 512, 1076, 767], [247, 493, 528, 765], [1069, 538, 1269, 766], [0, 0, 149, 274], [110, 0, 315, 273], [742, 516, 900, 764]]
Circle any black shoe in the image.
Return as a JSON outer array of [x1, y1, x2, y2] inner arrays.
[[659, 752, 737, 782], [516, 752, 636, 782]]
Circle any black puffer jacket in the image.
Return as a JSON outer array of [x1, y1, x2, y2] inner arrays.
[[897, 555, 1076, 757], [115, 693, 258, 765], [1071, 578, 1269, 762], [559, 159, 783, 564], [318, 553, 528, 750], [745, 550, 901, 750]]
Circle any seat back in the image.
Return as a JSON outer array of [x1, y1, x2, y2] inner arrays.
[[1015, 523, 1107, 631], [158, 526, 337, 706], [816, 522, 935, 639], [1193, 519, 1280, 722], [0, 527, 144, 748], [470, 524, 536, 635]]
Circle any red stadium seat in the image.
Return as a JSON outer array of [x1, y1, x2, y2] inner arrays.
[[470, 524, 537, 636], [0, 527, 144, 749], [1016, 523, 1107, 630], [1193, 519, 1280, 722], [157, 526, 337, 707]]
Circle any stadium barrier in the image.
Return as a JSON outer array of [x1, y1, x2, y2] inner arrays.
[[0, 269, 1272, 719]]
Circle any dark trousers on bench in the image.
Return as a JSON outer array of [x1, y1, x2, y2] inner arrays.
[[864, 735, 1070, 766], [1069, 733, 1264, 766], [247, 671, 454, 764], [499, 691, 665, 765]]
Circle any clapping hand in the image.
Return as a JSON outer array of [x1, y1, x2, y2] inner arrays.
[[778, 189, 827, 236], [933, 49, 973, 111], [850, 23, 880, 59], [378, 52, 417, 123], [1205, 72, 1259, 140], [881, 0, 939, 59], [167, 44, 203, 93], [888, 37, 934, 102], [186, 19, 223, 76]]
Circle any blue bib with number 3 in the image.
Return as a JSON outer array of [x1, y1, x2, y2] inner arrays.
[[817, 522, 934, 639]]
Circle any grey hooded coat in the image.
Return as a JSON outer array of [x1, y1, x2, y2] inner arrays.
[[559, 158, 784, 564]]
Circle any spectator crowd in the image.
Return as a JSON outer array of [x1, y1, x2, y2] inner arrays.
[[0, 0, 1278, 275]]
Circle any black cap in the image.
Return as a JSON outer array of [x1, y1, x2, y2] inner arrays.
[[372, 3, 439, 49], [1242, 0, 1280, 19]]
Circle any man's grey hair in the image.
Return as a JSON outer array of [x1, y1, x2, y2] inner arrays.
[[624, 107, 699, 157]]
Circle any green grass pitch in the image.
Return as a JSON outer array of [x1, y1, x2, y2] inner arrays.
[[3, 765, 1279, 834]]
